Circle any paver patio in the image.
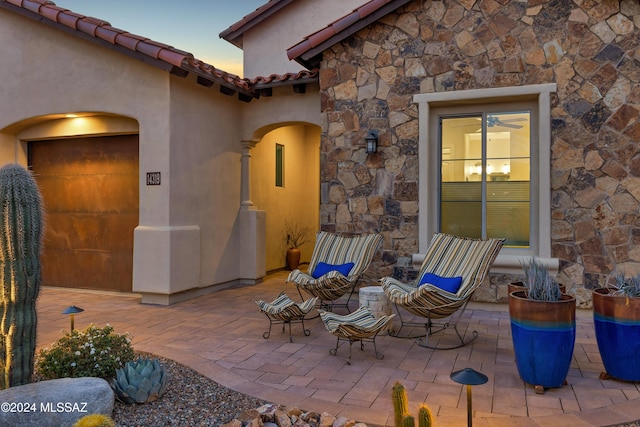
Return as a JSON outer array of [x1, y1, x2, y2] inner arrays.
[[36, 271, 640, 426]]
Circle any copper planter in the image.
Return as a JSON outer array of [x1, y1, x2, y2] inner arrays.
[[593, 287, 640, 382], [509, 290, 576, 393]]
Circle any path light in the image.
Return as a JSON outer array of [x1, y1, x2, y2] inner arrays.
[[62, 306, 84, 331], [450, 367, 488, 427]]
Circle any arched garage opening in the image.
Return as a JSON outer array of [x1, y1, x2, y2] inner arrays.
[[4, 114, 140, 292], [29, 135, 138, 292]]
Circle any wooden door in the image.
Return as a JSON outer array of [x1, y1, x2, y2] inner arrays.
[[29, 135, 139, 292]]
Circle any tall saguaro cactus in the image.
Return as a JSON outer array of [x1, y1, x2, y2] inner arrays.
[[0, 163, 44, 389]]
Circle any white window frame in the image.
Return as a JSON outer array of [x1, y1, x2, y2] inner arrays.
[[413, 84, 558, 274]]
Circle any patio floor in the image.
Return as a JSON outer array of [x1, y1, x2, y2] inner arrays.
[[36, 270, 640, 427]]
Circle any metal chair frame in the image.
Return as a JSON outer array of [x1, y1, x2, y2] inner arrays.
[[255, 293, 317, 343], [381, 233, 504, 350], [319, 306, 395, 365]]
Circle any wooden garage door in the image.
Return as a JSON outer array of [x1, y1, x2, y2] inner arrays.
[[29, 135, 139, 292]]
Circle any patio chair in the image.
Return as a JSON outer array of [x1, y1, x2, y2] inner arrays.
[[255, 292, 318, 342], [287, 231, 383, 311], [380, 233, 504, 349], [319, 306, 395, 365]]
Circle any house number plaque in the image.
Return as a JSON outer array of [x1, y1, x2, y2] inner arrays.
[[146, 172, 161, 185]]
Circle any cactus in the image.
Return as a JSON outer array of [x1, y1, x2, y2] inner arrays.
[[402, 415, 415, 427], [72, 414, 116, 427], [111, 357, 169, 404], [393, 382, 434, 427], [0, 163, 44, 389], [392, 381, 410, 427], [418, 405, 433, 427]]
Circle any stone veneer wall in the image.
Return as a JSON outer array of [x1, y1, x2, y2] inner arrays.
[[318, 0, 640, 305]]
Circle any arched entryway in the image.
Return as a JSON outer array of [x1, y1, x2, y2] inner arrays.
[[251, 123, 320, 271]]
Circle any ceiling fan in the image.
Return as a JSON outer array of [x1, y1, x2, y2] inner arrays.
[[486, 115, 525, 129], [453, 114, 526, 131]]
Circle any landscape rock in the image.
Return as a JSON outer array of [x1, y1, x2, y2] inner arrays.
[[227, 404, 366, 427], [0, 377, 114, 427]]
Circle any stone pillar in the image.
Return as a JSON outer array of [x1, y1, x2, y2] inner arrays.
[[359, 286, 393, 334], [241, 139, 257, 211]]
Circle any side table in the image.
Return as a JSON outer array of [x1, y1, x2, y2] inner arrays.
[[359, 286, 393, 335]]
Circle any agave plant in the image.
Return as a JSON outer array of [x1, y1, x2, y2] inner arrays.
[[613, 273, 640, 298], [111, 357, 169, 404], [521, 258, 561, 302]]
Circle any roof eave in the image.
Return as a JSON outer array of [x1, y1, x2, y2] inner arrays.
[[179, 59, 258, 101], [252, 76, 318, 91], [219, 0, 295, 49], [288, 0, 413, 70]]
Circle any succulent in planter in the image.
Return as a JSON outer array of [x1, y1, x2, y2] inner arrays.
[[612, 273, 640, 297], [111, 357, 169, 404], [521, 258, 561, 301], [283, 219, 313, 270], [283, 218, 312, 250], [593, 272, 640, 382], [509, 258, 576, 393]]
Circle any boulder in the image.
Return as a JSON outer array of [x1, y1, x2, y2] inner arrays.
[[0, 377, 114, 427]]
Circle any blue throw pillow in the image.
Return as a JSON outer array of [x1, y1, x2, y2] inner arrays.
[[312, 262, 355, 279], [419, 272, 463, 293]]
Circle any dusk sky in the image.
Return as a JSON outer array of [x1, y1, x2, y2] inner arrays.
[[53, 0, 267, 76]]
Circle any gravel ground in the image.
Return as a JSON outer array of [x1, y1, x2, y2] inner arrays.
[[112, 353, 268, 427]]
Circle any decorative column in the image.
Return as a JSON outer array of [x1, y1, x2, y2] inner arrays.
[[237, 139, 266, 281], [241, 139, 258, 210]]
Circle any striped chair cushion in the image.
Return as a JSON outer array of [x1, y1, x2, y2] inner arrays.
[[319, 307, 395, 340], [415, 233, 504, 298], [306, 231, 383, 279], [381, 234, 504, 318], [255, 292, 317, 321], [286, 231, 383, 301]]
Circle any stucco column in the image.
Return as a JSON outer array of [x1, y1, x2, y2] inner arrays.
[[241, 139, 258, 210]]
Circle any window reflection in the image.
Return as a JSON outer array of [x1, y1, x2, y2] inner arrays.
[[440, 112, 531, 247]]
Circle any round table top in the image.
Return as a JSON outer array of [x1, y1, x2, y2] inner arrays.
[[359, 286, 384, 293]]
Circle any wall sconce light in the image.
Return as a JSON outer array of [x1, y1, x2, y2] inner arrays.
[[62, 305, 84, 331], [450, 367, 488, 427], [365, 130, 379, 153]]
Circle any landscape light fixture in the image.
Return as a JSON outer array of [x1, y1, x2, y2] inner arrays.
[[62, 305, 84, 331], [450, 367, 488, 427], [365, 130, 378, 153]]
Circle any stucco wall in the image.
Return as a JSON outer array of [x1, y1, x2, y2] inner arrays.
[[241, 0, 370, 77], [318, 0, 640, 304], [167, 76, 243, 286], [0, 9, 254, 302]]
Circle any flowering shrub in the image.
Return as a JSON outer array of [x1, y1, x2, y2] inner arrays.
[[36, 324, 135, 380]]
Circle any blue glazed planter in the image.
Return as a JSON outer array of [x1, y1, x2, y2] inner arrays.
[[593, 288, 640, 382], [509, 290, 576, 392]]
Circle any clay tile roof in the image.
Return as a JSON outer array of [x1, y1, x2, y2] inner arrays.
[[248, 69, 319, 89], [0, 0, 319, 101], [286, 0, 412, 69]]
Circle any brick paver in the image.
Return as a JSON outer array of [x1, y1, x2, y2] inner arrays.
[[36, 271, 640, 426]]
